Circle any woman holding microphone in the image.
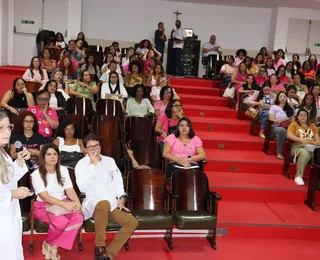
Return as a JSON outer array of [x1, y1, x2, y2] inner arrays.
[[0, 111, 33, 260]]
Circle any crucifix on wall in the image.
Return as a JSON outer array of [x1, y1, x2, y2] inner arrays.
[[173, 10, 182, 20]]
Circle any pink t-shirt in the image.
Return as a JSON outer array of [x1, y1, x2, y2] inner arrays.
[[164, 134, 203, 163], [157, 114, 179, 142], [255, 76, 268, 87], [154, 100, 167, 116], [27, 105, 58, 137]]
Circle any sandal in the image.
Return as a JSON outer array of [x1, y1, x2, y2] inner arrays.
[[48, 247, 61, 260], [276, 154, 284, 160], [125, 143, 151, 170], [42, 241, 49, 256]]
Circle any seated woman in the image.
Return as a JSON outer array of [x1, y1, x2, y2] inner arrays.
[[122, 53, 139, 77], [259, 47, 269, 61], [10, 111, 46, 162], [265, 57, 276, 76], [76, 39, 86, 56], [292, 73, 308, 100], [301, 60, 315, 80], [292, 54, 302, 73], [231, 62, 247, 102], [100, 61, 124, 84], [42, 80, 67, 117], [245, 83, 277, 139], [50, 69, 70, 100], [31, 143, 83, 259], [285, 62, 294, 79], [276, 65, 292, 85], [153, 86, 174, 117], [269, 74, 285, 94], [310, 85, 320, 120], [238, 74, 260, 95], [151, 75, 178, 101], [233, 49, 246, 67], [77, 32, 89, 49], [40, 48, 57, 77], [163, 117, 206, 182], [268, 92, 295, 160], [244, 56, 258, 75], [0, 77, 35, 114], [70, 70, 98, 111], [296, 93, 317, 123], [309, 54, 318, 72], [109, 45, 121, 64], [220, 55, 236, 86], [121, 47, 135, 67], [100, 71, 128, 103], [53, 119, 85, 168], [252, 53, 265, 68], [286, 85, 300, 108], [143, 57, 157, 77], [273, 51, 284, 70], [146, 63, 165, 87], [143, 49, 162, 76], [55, 32, 66, 49], [278, 49, 288, 65], [59, 50, 79, 71], [80, 54, 101, 81], [58, 55, 78, 81], [136, 39, 151, 56], [155, 99, 184, 150], [255, 66, 269, 87], [125, 60, 145, 87], [23, 56, 48, 84], [101, 54, 122, 75], [126, 84, 154, 116], [287, 108, 320, 186], [27, 90, 59, 142]]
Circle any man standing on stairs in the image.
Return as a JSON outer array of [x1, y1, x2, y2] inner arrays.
[[171, 20, 187, 77]]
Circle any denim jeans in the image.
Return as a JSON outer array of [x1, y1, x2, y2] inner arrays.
[[155, 45, 164, 63], [172, 48, 184, 76], [260, 109, 269, 130]]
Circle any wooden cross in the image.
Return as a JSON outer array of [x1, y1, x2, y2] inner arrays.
[[173, 10, 182, 20]]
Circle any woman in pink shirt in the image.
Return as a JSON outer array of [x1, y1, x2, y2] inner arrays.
[[163, 117, 206, 182], [276, 65, 292, 86], [23, 56, 48, 84], [255, 66, 269, 87], [233, 49, 246, 67], [231, 62, 247, 102], [153, 86, 174, 117], [40, 48, 57, 74], [269, 74, 285, 94], [252, 53, 265, 67]]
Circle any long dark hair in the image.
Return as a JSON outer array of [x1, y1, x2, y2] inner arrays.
[[295, 108, 310, 126], [108, 72, 120, 94], [298, 93, 317, 122], [38, 143, 64, 187], [257, 82, 271, 102], [165, 99, 180, 119], [274, 92, 294, 118], [55, 118, 79, 139], [43, 79, 58, 93], [286, 85, 299, 104], [173, 117, 195, 139], [29, 56, 44, 80], [265, 57, 275, 70], [160, 86, 174, 101], [10, 78, 27, 106], [15, 111, 39, 133], [85, 54, 97, 75]]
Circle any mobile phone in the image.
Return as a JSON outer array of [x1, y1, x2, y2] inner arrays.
[[29, 189, 35, 194]]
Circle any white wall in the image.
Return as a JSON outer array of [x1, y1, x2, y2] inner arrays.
[[0, 0, 9, 65], [82, 0, 271, 51], [274, 7, 320, 50], [268, 8, 277, 52]]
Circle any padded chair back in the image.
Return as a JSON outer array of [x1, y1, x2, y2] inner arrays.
[[104, 46, 110, 55], [53, 48, 63, 62], [9, 112, 25, 133], [92, 115, 122, 140], [66, 97, 93, 119], [100, 138, 125, 162], [127, 169, 167, 211], [59, 114, 89, 139], [68, 168, 81, 198], [26, 82, 41, 93], [130, 139, 162, 169], [171, 169, 208, 211], [88, 45, 104, 67], [125, 115, 154, 143], [96, 99, 124, 123], [121, 48, 129, 57]]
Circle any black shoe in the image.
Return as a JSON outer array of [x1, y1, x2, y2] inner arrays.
[[94, 246, 110, 259]]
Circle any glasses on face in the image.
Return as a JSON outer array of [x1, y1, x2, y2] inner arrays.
[[164, 91, 172, 94], [0, 124, 14, 133], [110, 76, 118, 79], [279, 96, 287, 100], [174, 104, 182, 108], [86, 144, 100, 151], [37, 98, 49, 102], [24, 120, 34, 124]]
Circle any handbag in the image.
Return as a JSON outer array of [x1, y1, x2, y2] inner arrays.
[[279, 121, 291, 128], [245, 107, 260, 120], [222, 86, 235, 98], [60, 151, 84, 169]]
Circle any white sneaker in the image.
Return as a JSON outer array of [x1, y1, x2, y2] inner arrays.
[[294, 176, 305, 186]]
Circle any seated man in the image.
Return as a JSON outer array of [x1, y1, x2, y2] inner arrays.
[[100, 60, 123, 84], [75, 134, 138, 259], [68, 40, 85, 66]]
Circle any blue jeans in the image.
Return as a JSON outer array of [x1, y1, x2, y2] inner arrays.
[[260, 110, 269, 130], [172, 48, 184, 76], [36, 43, 41, 57], [156, 45, 164, 63]]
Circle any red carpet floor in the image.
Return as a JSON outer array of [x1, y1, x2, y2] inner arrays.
[[1, 67, 320, 258]]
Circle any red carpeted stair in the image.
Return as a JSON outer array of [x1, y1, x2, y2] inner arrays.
[[170, 77, 320, 242]]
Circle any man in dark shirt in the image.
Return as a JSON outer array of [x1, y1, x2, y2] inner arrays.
[[154, 22, 167, 62], [36, 30, 55, 57]]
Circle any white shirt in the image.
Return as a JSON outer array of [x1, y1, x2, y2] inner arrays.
[[150, 86, 176, 101], [31, 166, 73, 202], [101, 64, 122, 75], [75, 155, 126, 220], [203, 42, 222, 57], [100, 72, 124, 85], [49, 93, 58, 108], [122, 57, 129, 67], [172, 27, 187, 49], [0, 153, 28, 260], [57, 137, 81, 153], [100, 82, 128, 102], [126, 97, 155, 116]]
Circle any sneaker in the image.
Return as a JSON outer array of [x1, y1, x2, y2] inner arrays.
[[294, 176, 305, 186]]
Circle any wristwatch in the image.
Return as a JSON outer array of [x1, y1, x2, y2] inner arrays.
[[188, 155, 192, 161], [119, 194, 128, 200]]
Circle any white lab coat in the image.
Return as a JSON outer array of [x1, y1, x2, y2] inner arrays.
[[0, 154, 28, 260], [75, 155, 126, 220]]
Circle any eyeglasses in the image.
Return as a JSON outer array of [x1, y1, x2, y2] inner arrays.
[[86, 144, 100, 150], [279, 96, 287, 100], [174, 104, 183, 108], [110, 76, 118, 79], [0, 124, 14, 133], [37, 98, 49, 102], [164, 91, 172, 94], [24, 120, 34, 124]]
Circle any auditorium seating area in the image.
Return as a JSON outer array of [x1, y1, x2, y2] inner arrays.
[[1, 36, 320, 259]]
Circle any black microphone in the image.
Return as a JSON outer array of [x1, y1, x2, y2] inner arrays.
[[14, 141, 37, 170]]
